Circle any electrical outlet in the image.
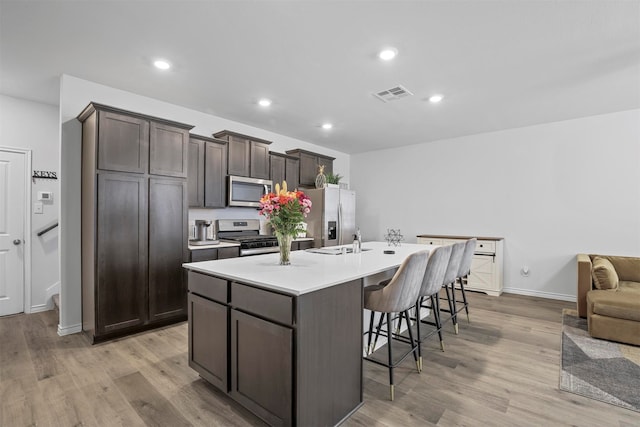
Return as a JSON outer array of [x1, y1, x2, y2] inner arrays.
[[34, 202, 43, 214]]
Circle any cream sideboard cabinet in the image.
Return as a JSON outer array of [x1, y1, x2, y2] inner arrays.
[[416, 234, 504, 296]]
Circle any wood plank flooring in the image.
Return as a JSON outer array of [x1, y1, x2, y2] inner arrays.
[[1, 292, 638, 426]]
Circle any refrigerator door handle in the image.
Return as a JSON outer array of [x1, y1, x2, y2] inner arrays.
[[338, 202, 343, 245]]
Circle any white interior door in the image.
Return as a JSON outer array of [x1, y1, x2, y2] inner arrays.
[[0, 150, 26, 316]]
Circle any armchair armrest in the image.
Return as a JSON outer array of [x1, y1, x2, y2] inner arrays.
[[577, 254, 593, 318]]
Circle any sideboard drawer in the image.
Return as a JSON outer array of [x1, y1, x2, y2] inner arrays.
[[417, 237, 443, 246], [231, 283, 293, 325], [476, 240, 496, 253]]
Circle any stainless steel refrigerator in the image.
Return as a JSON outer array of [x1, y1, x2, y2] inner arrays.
[[305, 187, 356, 247]]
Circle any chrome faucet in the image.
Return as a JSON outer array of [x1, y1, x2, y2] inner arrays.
[[353, 228, 362, 254]]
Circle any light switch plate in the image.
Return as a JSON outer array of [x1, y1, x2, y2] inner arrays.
[[34, 202, 43, 214]]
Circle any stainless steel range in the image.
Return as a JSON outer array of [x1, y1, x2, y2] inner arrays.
[[216, 219, 279, 257]]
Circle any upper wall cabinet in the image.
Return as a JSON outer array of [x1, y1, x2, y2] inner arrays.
[[270, 152, 300, 190], [213, 130, 272, 180], [149, 122, 190, 178], [80, 103, 193, 178], [285, 149, 335, 188], [188, 135, 228, 208], [96, 111, 149, 173]]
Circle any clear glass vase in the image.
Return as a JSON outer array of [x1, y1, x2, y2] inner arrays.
[[275, 232, 293, 265]]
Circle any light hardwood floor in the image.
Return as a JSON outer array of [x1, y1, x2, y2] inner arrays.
[[1, 292, 638, 426]]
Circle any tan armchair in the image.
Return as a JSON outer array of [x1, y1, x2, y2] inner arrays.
[[577, 254, 640, 346]]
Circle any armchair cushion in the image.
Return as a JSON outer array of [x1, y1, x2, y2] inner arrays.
[[591, 256, 619, 290]]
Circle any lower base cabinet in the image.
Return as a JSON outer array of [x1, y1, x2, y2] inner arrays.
[[189, 246, 240, 262], [187, 271, 362, 427], [291, 240, 314, 251], [231, 310, 292, 426], [188, 293, 228, 391]]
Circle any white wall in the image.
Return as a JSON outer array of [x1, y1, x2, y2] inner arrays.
[[59, 74, 351, 333], [352, 109, 640, 300], [0, 94, 60, 312]]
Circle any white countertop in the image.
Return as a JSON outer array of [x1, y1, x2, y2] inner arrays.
[[183, 241, 434, 296], [188, 241, 241, 250]]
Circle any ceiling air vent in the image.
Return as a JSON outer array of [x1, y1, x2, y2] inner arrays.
[[373, 85, 413, 103]]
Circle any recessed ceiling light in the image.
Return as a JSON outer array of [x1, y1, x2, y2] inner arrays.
[[378, 47, 398, 61], [429, 94, 444, 103], [258, 98, 272, 107], [321, 123, 333, 130], [153, 59, 171, 70]]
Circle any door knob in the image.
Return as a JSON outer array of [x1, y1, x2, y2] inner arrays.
[[13, 239, 21, 245]]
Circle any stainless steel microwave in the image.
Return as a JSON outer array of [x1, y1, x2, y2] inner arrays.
[[228, 175, 273, 207]]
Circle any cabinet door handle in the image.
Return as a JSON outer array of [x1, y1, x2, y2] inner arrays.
[[475, 253, 496, 262]]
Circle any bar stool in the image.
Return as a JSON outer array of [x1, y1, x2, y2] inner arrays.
[[455, 238, 476, 323], [414, 244, 453, 369], [439, 241, 466, 334], [363, 249, 430, 401]]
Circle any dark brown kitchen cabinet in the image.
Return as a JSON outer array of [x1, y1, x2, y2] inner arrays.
[[149, 121, 189, 178], [187, 135, 227, 208], [96, 172, 148, 334], [213, 130, 272, 179], [188, 293, 228, 391], [149, 178, 188, 322], [230, 309, 293, 427], [189, 246, 240, 262], [250, 139, 271, 179], [285, 149, 335, 188], [187, 272, 362, 427], [187, 138, 205, 207], [270, 152, 300, 190], [78, 102, 193, 343], [97, 111, 149, 174], [291, 240, 314, 251]]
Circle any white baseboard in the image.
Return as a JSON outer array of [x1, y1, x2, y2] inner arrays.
[[503, 287, 576, 302], [29, 303, 53, 313], [27, 281, 61, 313], [58, 323, 82, 336]]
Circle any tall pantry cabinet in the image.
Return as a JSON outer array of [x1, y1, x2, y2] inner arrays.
[[78, 103, 194, 343]]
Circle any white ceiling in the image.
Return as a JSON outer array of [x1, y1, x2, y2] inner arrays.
[[1, 1, 639, 154]]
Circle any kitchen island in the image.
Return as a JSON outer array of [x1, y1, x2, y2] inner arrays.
[[182, 242, 432, 427]]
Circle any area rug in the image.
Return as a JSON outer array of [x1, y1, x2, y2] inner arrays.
[[560, 309, 640, 412]]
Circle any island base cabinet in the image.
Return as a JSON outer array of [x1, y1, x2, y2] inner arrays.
[[186, 273, 363, 427], [230, 310, 292, 427], [188, 293, 228, 392]]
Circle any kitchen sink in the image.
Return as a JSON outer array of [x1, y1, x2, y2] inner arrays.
[[305, 247, 373, 255]]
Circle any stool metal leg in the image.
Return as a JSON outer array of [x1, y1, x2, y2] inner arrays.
[[371, 312, 385, 354], [444, 284, 459, 334], [386, 313, 394, 401], [366, 310, 375, 355], [460, 275, 470, 323], [415, 299, 422, 371], [432, 295, 445, 351], [404, 309, 420, 373]]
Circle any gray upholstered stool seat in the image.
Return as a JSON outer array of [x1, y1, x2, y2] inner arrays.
[[363, 249, 430, 401]]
